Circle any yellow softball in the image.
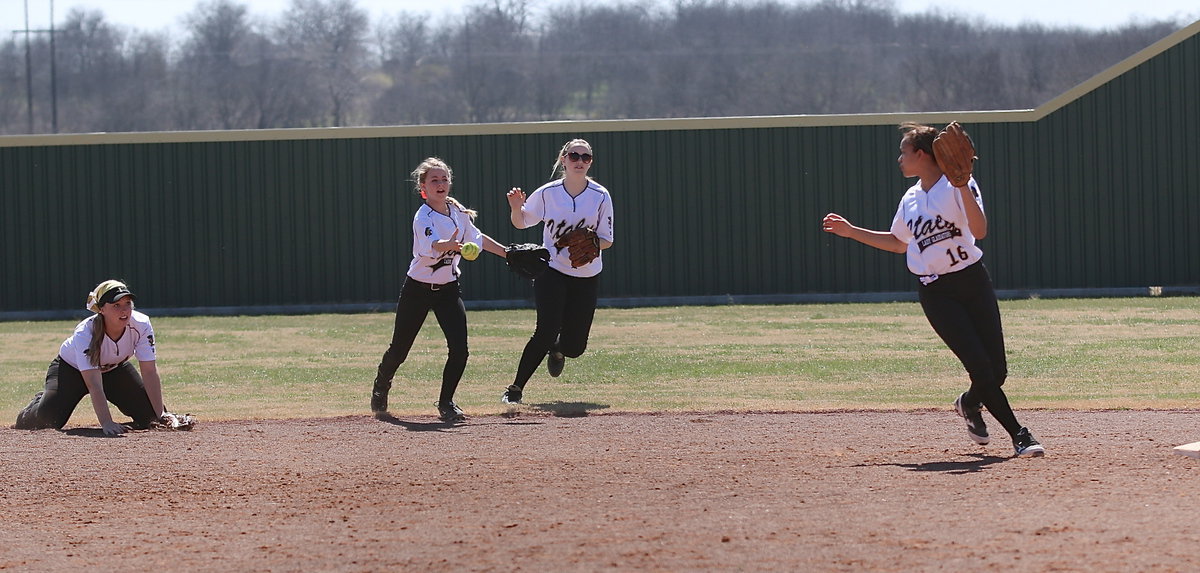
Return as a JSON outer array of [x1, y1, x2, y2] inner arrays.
[[460, 242, 481, 261]]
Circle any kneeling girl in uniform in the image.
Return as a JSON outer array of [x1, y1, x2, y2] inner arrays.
[[14, 280, 173, 436]]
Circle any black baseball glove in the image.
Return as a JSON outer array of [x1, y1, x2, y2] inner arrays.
[[505, 243, 550, 279]]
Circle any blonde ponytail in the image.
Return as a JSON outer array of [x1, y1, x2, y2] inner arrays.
[[446, 196, 478, 220]]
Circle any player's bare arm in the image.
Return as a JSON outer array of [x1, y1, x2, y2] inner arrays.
[[958, 186, 988, 239], [139, 360, 166, 418], [481, 234, 508, 257], [507, 187, 532, 229], [82, 369, 126, 435], [822, 213, 907, 253]]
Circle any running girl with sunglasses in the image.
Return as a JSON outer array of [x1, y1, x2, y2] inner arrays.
[[500, 139, 615, 404]]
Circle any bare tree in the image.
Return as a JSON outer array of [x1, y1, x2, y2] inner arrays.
[[448, 0, 535, 123], [175, 0, 260, 129], [0, 0, 1187, 133], [0, 35, 31, 132], [277, 0, 370, 127], [103, 33, 172, 132], [373, 13, 466, 125], [542, 4, 663, 120], [53, 9, 170, 132]]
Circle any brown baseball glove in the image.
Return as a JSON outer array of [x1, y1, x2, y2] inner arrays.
[[932, 121, 977, 188], [153, 411, 197, 430], [554, 228, 601, 268]]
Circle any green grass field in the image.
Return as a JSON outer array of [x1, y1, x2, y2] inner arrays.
[[2, 297, 1197, 422]]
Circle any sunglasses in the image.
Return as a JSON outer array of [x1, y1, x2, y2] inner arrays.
[[565, 152, 593, 163]]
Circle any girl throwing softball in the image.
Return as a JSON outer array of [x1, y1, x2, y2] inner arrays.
[[501, 139, 615, 404], [370, 157, 507, 422], [822, 122, 1044, 457]]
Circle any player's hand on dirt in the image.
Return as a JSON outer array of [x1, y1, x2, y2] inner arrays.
[[822, 213, 853, 237], [101, 420, 127, 436], [506, 187, 526, 209]]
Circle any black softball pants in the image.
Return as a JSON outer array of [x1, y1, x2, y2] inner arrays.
[[375, 278, 469, 405], [512, 269, 600, 389], [918, 262, 1023, 438], [13, 357, 157, 430]]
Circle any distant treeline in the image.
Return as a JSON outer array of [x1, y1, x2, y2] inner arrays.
[[0, 0, 1185, 134]]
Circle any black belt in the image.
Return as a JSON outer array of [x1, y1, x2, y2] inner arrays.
[[408, 279, 456, 292]]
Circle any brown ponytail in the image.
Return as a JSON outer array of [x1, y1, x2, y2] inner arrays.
[[86, 315, 105, 368]]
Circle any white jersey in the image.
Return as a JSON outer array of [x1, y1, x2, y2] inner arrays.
[[60, 311, 157, 372], [890, 176, 985, 278], [407, 202, 485, 285], [515, 178, 615, 278]]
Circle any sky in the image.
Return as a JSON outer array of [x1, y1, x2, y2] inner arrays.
[[4, 0, 1198, 35]]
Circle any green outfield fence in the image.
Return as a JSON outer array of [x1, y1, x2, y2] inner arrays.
[[3, 21, 1199, 320]]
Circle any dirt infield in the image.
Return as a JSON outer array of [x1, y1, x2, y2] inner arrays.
[[2, 410, 1198, 571]]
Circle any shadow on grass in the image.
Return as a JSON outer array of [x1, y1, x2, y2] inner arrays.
[[528, 401, 609, 418], [858, 453, 1011, 474]]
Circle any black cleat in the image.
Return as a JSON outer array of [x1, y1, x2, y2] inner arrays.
[[547, 350, 565, 378], [1013, 427, 1045, 457], [12, 392, 45, 429], [371, 379, 391, 414], [953, 392, 990, 445], [437, 401, 466, 422], [501, 385, 523, 404]]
